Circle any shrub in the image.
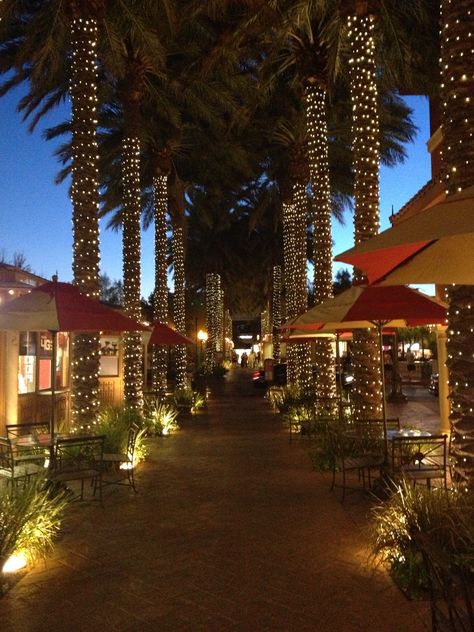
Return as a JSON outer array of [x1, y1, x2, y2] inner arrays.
[[173, 386, 206, 413], [369, 481, 474, 599], [144, 399, 179, 436], [94, 406, 147, 463], [0, 476, 69, 582]]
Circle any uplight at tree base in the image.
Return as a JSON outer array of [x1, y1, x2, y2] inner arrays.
[[2, 552, 27, 574]]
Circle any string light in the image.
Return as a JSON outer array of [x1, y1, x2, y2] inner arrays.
[[172, 224, 188, 389], [272, 265, 282, 363], [122, 135, 143, 411], [282, 200, 298, 384], [440, 0, 474, 487], [347, 10, 383, 419], [205, 273, 222, 372], [152, 174, 169, 395], [69, 17, 101, 430], [282, 182, 312, 389], [305, 85, 336, 400]]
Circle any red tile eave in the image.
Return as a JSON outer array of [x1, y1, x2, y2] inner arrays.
[[390, 178, 445, 226]]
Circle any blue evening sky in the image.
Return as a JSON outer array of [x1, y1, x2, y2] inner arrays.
[[0, 91, 432, 300]]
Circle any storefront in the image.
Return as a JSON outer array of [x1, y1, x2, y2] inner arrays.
[[17, 330, 70, 425], [0, 264, 126, 433]]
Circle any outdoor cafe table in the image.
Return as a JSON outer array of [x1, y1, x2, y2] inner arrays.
[[341, 427, 433, 475], [10, 432, 93, 468], [10, 432, 66, 468]]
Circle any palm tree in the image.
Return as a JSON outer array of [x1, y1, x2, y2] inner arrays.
[[168, 173, 188, 389], [150, 149, 171, 395], [119, 55, 146, 411], [280, 141, 313, 388], [440, 0, 474, 484], [326, 0, 439, 419], [261, 6, 338, 398], [0, 0, 105, 429], [337, 0, 383, 419]]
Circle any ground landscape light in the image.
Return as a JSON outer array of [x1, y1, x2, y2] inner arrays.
[[2, 552, 27, 574]]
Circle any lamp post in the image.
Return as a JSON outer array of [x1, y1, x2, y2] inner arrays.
[[197, 329, 208, 368]]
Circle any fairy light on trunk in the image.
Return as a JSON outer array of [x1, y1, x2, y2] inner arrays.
[[441, 0, 474, 486], [305, 84, 337, 401], [122, 135, 143, 411], [205, 273, 221, 372], [347, 9, 383, 419], [272, 265, 282, 363], [152, 174, 169, 395], [293, 182, 314, 390], [69, 16, 101, 430], [172, 224, 188, 389], [282, 200, 298, 384]]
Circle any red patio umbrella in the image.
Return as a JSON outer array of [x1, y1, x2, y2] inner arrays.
[[0, 277, 149, 439], [148, 322, 194, 346], [334, 184, 474, 285], [282, 285, 447, 461]]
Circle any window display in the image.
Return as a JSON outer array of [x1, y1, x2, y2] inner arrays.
[[100, 336, 119, 376], [17, 331, 69, 393]]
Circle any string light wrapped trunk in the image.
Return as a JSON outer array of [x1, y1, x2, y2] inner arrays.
[[305, 84, 337, 401], [441, 0, 474, 485], [346, 6, 383, 419], [172, 223, 187, 389], [152, 174, 169, 395], [69, 14, 101, 430], [272, 265, 282, 363]]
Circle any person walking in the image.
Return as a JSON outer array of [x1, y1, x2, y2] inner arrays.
[[248, 350, 256, 368], [406, 348, 415, 382]]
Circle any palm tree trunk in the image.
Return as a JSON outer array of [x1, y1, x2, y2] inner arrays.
[[305, 84, 337, 401], [122, 133, 143, 411], [347, 9, 384, 420], [152, 174, 169, 396], [69, 14, 101, 431], [121, 59, 144, 411], [282, 184, 312, 388], [172, 221, 188, 389], [282, 200, 298, 384], [272, 265, 282, 363], [205, 273, 221, 372], [293, 181, 314, 389], [441, 0, 474, 484]]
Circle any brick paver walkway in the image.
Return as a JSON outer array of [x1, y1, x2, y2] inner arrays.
[[0, 368, 432, 631]]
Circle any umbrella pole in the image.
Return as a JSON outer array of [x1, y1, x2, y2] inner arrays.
[[50, 331, 57, 444], [335, 333, 343, 420], [377, 323, 389, 465]]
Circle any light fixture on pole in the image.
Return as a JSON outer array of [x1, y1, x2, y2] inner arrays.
[[197, 329, 208, 365]]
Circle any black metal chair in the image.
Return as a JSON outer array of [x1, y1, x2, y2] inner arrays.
[[329, 429, 384, 501], [102, 425, 141, 492], [0, 437, 43, 489], [416, 532, 474, 631], [391, 434, 448, 489], [6, 421, 51, 465], [50, 435, 105, 501]]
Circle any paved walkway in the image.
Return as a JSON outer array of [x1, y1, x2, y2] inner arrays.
[[0, 369, 434, 632]]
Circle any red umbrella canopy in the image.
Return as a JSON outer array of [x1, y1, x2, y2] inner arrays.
[[0, 279, 148, 332], [334, 185, 474, 285], [282, 285, 447, 331], [148, 322, 194, 346]]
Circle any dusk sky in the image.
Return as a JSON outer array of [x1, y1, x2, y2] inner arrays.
[[0, 90, 432, 300]]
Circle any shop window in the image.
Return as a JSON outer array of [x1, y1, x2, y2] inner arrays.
[[57, 332, 69, 388], [40, 332, 69, 390], [18, 331, 37, 393], [19, 331, 70, 393], [100, 336, 119, 377]]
